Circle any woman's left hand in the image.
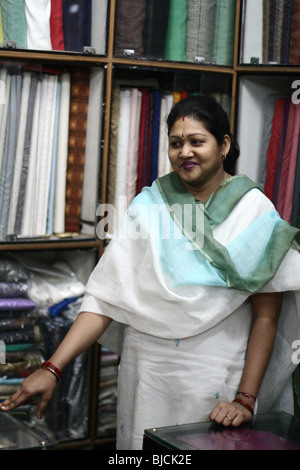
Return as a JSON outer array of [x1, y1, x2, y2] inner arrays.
[[207, 400, 252, 427]]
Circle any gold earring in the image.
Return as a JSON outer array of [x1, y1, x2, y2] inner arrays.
[[223, 154, 227, 161]]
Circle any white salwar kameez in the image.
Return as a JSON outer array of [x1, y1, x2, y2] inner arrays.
[[80, 179, 300, 450]]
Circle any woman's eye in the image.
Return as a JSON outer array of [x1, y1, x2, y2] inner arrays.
[[170, 141, 180, 148]]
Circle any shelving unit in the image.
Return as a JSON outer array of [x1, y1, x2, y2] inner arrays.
[[0, 0, 299, 450]]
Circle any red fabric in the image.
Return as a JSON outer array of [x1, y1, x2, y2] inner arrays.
[[50, 0, 65, 51], [264, 98, 286, 200]]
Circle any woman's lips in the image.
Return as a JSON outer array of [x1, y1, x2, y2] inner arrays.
[[181, 161, 197, 170]]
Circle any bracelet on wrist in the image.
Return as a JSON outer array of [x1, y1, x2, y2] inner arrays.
[[236, 391, 256, 402], [233, 398, 254, 415], [41, 361, 63, 381]]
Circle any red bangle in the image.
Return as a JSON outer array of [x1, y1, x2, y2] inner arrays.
[[237, 391, 256, 402], [41, 361, 63, 381], [233, 398, 254, 415]]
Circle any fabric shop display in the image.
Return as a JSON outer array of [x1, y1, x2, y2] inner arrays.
[[0, 0, 107, 53], [241, 0, 300, 65], [0, 255, 88, 441], [0, 65, 103, 240], [114, 0, 236, 65], [237, 77, 300, 228]]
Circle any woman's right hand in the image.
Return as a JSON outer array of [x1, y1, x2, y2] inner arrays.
[[0, 368, 57, 419]]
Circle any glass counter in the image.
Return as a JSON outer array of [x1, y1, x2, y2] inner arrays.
[[143, 412, 300, 451]]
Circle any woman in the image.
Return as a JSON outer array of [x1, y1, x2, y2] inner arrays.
[[1, 95, 300, 450]]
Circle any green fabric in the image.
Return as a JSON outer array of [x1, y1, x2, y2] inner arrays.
[[0, 0, 27, 49], [156, 171, 300, 292], [164, 0, 187, 61], [212, 0, 236, 66]]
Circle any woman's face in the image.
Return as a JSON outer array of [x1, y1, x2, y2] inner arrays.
[[168, 116, 230, 194]]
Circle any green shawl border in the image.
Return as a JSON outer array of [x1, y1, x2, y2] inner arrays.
[[156, 172, 300, 292]]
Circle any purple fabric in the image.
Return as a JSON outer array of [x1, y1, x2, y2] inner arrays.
[[0, 298, 36, 311], [178, 428, 300, 450]]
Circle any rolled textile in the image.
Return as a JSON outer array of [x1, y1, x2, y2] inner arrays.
[[14, 75, 38, 235], [185, 0, 216, 63], [0, 282, 28, 298], [46, 79, 61, 235], [212, 0, 236, 66], [114, 0, 146, 56], [65, 68, 90, 233], [280, 104, 300, 223], [257, 94, 277, 190], [143, 0, 170, 59], [0, 0, 27, 49], [164, 0, 187, 62], [50, 0, 65, 51], [272, 0, 285, 64], [0, 74, 22, 239], [126, 88, 142, 206], [91, 0, 108, 54], [114, 89, 131, 228], [289, 0, 300, 64], [272, 100, 290, 207], [280, 0, 293, 64], [53, 72, 71, 235], [262, 0, 270, 63], [158, 93, 173, 177], [0, 298, 35, 311], [107, 86, 120, 208], [0, 71, 10, 178], [24, 0, 52, 50], [291, 140, 300, 227], [20, 78, 41, 236], [80, 68, 104, 236], [63, 0, 91, 52], [241, 0, 263, 64], [150, 89, 161, 184], [137, 89, 147, 195], [35, 74, 58, 235], [7, 72, 32, 235], [264, 99, 287, 200], [0, 257, 29, 282]]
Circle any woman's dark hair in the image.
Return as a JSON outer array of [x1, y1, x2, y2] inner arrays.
[[166, 94, 240, 174]]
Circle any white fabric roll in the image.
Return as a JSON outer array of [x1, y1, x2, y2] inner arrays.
[[35, 74, 58, 235], [158, 93, 173, 177], [24, 0, 52, 50], [110, 88, 131, 235], [53, 72, 70, 234], [241, 0, 263, 64], [91, 0, 108, 54]]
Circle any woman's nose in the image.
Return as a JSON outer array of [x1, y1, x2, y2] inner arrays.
[[180, 144, 194, 157]]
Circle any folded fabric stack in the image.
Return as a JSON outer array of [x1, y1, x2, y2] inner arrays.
[[0, 255, 89, 441], [0, 258, 41, 401]]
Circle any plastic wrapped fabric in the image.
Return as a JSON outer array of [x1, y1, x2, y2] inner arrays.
[[39, 314, 89, 440], [0, 282, 28, 298], [0, 315, 34, 331], [0, 258, 29, 282], [0, 350, 42, 377], [0, 325, 40, 345]]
